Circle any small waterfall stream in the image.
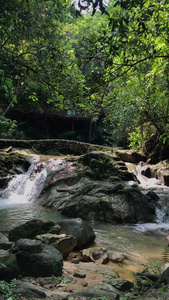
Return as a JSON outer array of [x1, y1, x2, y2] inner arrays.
[[2, 161, 47, 204], [0, 156, 67, 231], [0, 155, 169, 280]]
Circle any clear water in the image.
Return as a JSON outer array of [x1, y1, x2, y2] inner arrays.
[[0, 202, 64, 233]]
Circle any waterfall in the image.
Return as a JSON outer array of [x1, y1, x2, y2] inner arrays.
[[1, 156, 47, 203], [125, 161, 169, 231], [1, 156, 72, 206]]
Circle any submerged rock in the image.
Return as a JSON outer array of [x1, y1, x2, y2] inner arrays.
[[8, 219, 55, 242]]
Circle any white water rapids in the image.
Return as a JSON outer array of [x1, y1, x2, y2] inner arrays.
[[0, 155, 169, 280]]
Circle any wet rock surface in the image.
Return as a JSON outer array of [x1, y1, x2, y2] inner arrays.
[[0, 152, 31, 189], [57, 218, 95, 249], [35, 233, 77, 258], [8, 219, 56, 242], [37, 151, 156, 223], [1, 218, 96, 280]]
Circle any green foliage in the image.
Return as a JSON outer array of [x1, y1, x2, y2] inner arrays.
[[89, 156, 114, 178], [162, 244, 169, 264], [132, 259, 162, 294], [0, 279, 17, 300], [1, 0, 169, 146], [144, 260, 162, 275], [132, 272, 153, 293], [128, 127, 143, 150], [160, 130, 169, 146], [0, 113, 24, 139], [0, 69, 16, 113], [120, 296, 132, 300]]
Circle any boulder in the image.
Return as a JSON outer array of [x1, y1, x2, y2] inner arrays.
[[36, 152, 156, 224], [0, 233, 13, 250], [60, 188, 155, 224], [73, 270, 86, 278], [0, 249, 20, 281], [8, 219, 55, 242], [57, 218, 95, 249], [35, 233, 77, 258], [13, 239, 63, 277], [79, 151, 118, 180], [153, 266, 169, 288], [70, 282, 120, 299], [81, 247, 109, 264], [49, 224, 61, 234], [109, 252, 125, 263], [109, 188, 155, 223], [12, 238, 44, 253], [103, 277, 133, 292], [115, 150, 147, 163], [14, 280, 46, 299], [146, 191, 160, 203]]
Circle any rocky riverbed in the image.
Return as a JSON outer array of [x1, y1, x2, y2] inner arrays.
[[1, 148, 169, 299]]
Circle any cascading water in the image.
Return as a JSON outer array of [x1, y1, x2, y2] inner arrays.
[[1, 156, 47, 204], [0, 155, 169, 280], [0, 156, 69, 231], [1, 156, 71, 206], [125, 161, 169, 232]]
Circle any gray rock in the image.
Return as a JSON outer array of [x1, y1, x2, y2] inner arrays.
[[74, 270, 86, 278], [14, 280, 46, 298], [115, 150, 147, 163], [9, 219, 55, 242], [103, 277, 134, 292], [13, 238, 44, 253], [81, 247, 109, 264], [71, 282, 120, 299], [77, 262, 119, 280], [153, 266, 169, 288], [35, 233, 77, 258], [110, 252, 125, 263], [0, 233, 13, 250], [36, 152, 156, 224], [0, 249, 20, 281], [49, 225, 61, 234], [15, 244, 63, 277], [57, 218, 95, 249], [109, 188, 155, 223]]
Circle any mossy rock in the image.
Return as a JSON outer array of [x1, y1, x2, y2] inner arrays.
[[80, 152, 117, 179]]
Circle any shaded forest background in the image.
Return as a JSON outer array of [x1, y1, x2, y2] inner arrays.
[[1, 0, 169, 156]]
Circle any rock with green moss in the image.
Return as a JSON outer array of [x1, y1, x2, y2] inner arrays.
[[0, 249, 20, 281], [14, 241, 63, 277], [37, 152, 156, 224]]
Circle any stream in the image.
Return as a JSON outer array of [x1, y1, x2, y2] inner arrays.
[[0, 155, 169, 281]]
